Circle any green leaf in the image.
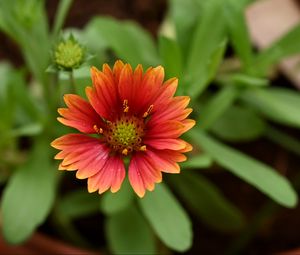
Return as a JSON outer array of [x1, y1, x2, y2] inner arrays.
[[223, 0, 253, 69], [139, 183, 192, 252], [158, 35, 182, 79], [100, 178, 134, 215], [206, 39, 228, 84], [190, 130, 298, 208], [199, 86, 239, 130], [10, 123, 43, 137], [12, 70, 43, 122], [210, 105, 266, 142], [230, 73, 269, 87], [185, 0, 226, 97], [168, 0, 201, 58], [106, 205, 156, 255], [84, 17, 159, 66], [180, 153, 213, 169], [0, 0, 50, 84], [169, 172, 245, 231], [253, 24, 300, 75], [0, 62, 15, 129], [1, 139, 57, 244], [241, 87, 300, 128], [57, 190, 99, 219], [265, 126, 300, 156], [52, 0, 73, 38]]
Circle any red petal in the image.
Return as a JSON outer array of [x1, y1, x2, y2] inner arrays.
[[144, 138, 188, 151], [58, 94, 101, 133], [118, 64, 134, 102], [181, 119, 196, 134], [128, 153, 162, 197], [87, 155, 125, 194], [85, 86, 110, 120], [113, 60, 125, 83], [89, 67, 119, 119], [128, 156, 146, 197], [145, 149, 187, 173], [51, 134, 110, 179], [149, 96, 192, 126], [146, 120, 185, 139], [152, 78, 178, 107]]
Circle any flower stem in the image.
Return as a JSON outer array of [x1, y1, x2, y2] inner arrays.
[[69, 70, 76, 93]]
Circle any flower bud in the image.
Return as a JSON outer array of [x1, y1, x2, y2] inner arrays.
[[54, 35, 84, 71]]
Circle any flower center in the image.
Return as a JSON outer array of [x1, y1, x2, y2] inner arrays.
[[105, 115, 145, 155]]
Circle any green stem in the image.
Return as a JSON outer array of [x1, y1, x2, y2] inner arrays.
[[69, 70, 76, 93]]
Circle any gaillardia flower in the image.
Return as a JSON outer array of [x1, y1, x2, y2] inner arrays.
[[51, 60, 195, 197]]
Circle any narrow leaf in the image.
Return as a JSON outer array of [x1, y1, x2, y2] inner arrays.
[[241, 88, 300, 128], [199, 86, 239, 130], [52, 0, 73, 38], [190, 130, 298, 208], [158, 35, 183, 79], [106, 206, 156, 254], [139, 183, 192, 252], [223, 0, 253, 69], [180, 153, 213, 169], [210, 105, 266, 142], [57, 190, 99, 219], [185, 1, 226, 97], [265, 126, 300, 156], [100, 178, 134, 215], [253, 25, 300, 75], [1, 139, 57, 244], [169, 172, 245, 231], [84, 17, 159, 66]]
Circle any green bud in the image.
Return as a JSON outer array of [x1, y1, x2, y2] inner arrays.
[[54, 35, 84, 70]]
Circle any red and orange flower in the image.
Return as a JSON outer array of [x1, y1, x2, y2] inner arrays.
[[51, 60, 195, 197]]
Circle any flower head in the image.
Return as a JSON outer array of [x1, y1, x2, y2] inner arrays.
[[51, 60, 195, 197]]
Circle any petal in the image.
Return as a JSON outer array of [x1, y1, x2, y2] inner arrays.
[[87, 155, 125, 194], [145, 120, 185, 139], [181, 119, 196, 134], [51, 133, 98, 149], [152, 78, 178, 107], [118, 64, 134, 102], [85, 86, 110, 120], [111, 156, 126, 193], [149, 96, 192, 126], [51, 134, 110, 179], [128, 157, 145, 197], [89, 67, 120, 119], [144, 138, 188, 151], [128, 153, 162, 197], [145, 149, 187, 173], [58, 94, 101, 133], [126, 67, 164, 115], [113, 60, 125, 83], [179, 141, 193, 153]]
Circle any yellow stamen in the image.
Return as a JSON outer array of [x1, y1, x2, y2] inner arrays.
[[143, 105, 153, 118], [140, 145, 147, 151], [93, 125, 103, 134], [123, 99, 129, 113], [122, 148, 128, 155]]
